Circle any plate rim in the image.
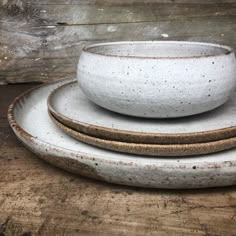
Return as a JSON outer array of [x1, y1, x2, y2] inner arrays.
[[47, 81, 236, 144], [49, 111, 236, 157]]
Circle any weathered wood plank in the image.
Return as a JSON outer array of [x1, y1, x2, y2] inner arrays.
[[0, 84, 236, 235], [1, 1, 236, 83], [1, 14, 235, 83], [1, 2, 236, 25], [22, 0, 236, 5]]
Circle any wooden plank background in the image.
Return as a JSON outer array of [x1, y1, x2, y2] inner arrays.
[[0, 0, 236, 84]]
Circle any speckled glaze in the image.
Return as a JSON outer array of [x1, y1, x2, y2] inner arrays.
[[48, 81, 236, 144], [50, 112, 236, 156], [8, 80, 236, 189], [77, 41, 236, 118]]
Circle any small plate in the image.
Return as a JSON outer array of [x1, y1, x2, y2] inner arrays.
[[48, 81, 236, 144], [50, 112, 236, 157], [8, 79, 236, 189]]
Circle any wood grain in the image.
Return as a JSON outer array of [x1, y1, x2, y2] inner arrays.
[[0, 84, 236, 235], [23, 0, 236, 5], [0, 1, 236, 83], [2, 2, 236, 25]]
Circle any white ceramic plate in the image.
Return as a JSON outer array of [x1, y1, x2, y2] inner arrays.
[[48, 81, 236, 144], [50, 111, 236, 157], [8, 80, 236, 189]]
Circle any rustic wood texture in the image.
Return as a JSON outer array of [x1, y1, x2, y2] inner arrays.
[[0, 84, 236, 235], [0, 1, 236, 83]]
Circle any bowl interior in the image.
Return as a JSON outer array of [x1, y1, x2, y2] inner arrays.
[[85, 41, 231, 58]]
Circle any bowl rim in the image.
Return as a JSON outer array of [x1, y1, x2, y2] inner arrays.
[[82, 41, 234, 59]]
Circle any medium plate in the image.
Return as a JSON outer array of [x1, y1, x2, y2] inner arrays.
[[50, 112, 236, 157], [8, 80, 236, 189], [48, 81, 236, 144]]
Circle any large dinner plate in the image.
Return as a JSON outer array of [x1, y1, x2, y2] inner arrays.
[[8, 80, 236, 189]]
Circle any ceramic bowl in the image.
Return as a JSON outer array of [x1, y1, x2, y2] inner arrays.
[[77, 41, 236, 118]]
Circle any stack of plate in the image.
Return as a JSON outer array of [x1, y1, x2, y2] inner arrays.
[[8, 41, 236, 189]]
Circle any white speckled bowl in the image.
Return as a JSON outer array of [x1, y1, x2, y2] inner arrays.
[[77, 41, 236, 118]]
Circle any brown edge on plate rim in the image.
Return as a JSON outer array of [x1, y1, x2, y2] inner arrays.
[[7, 79, 135, 173], [49, 111, 236, 157], [7, 79, 108, 181], [47, 81, 236, 144]]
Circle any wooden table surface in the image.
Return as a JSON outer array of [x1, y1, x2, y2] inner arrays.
[[0, 84, 236, 236]]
